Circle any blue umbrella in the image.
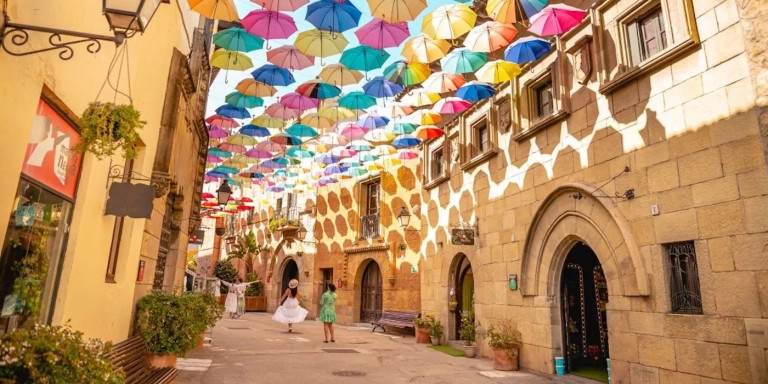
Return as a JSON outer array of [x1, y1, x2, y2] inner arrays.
[[305, 0, 362, 33], [251, 64, 295, 86], [324, 164, 348, 175], [392, 134, 421, 148], [316, 153, 340, 164], [357, 114, 390, 129], [215, 105, 251, 119], [504, 36, 551, 64], [338, 91, 377, 110], [239, 124, 271, 137], [363, 76, 404, 98], [456, 81, 497, 102], [205, 170, 228, 178]]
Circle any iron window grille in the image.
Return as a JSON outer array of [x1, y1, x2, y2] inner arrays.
[[668, 241, 703, 314]]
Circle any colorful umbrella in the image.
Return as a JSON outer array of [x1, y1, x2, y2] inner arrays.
[[347, 167, 368, 177], [432, 97, 471, 114], [456, 81, 497, 101], [296, 80, 342, 99], [338, 92, 377, 110], [421, 4, 477, 41], [208, 125, 230, 139], [240, 124, 271, 137], [255, 140, 287, 152], [285, 124, 319, 137], [397, 150, 419, 160], [305, 0, 362, 33], [187, 0, 238, 22], [267, 45, 315, 70], [280, 92, 320, 111], [218, 142, 246, 153], [375, 102, 413, 118], [367, 0, 427, 23], [241, 10, 298, 48], [401, 88, 440, 107], [357, 114, 390, 129], [318, 105, 356, 121], [407, 109, 442, 125], [339, 123, 370, 139], [486, 0, 547, 24], [476, 59, 521, 83], [363, 76, 404, 98], [355, 18, 410, 50], [392, 134, 421, 148], [441, 49, 487, 74], [251, 64, 295, 86], [339, 45, 390, 75], [206, 115, 238, 128], [210, 50, 253, 70], [225, 92, 264, 109], [401, 34, 451, 63], [372, 144, 397, 155], [421, 71, 466, 93], [208, 147, 233, 158], [252, 114, 286, 128], [212, 164, 239, 174], [349, 139, 374, 151], [215, 105, 250, 119], [206, 170, 228, 178], [266, 103, 300, 120], [294, 29, 349, 63], [226, 134, 259, 146], [259, 0, 308, 12], [391, 122, 418, 134], [463, 21, 517, 53], [213, 28, 264, 52], [269, 132, 303, 145], [528, 4, 587, 37], [318, 63, 363, 86], [504, 36, 551, 64], [364, 129, 396, 143], [235, 79, 277, 97], [286, 147, 315, 158], [245, 147, 274, 158], [382, 60, 430, 86], [302, 113, 335, 129], [316, 153, 341, 164]]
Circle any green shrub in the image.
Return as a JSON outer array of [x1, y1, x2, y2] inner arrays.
[[486, 319, 522, 349], [245, 271, 263, 296], [459, 315, 480, 346], [0, 323, 124, 384], [214, 260, 238, 294]]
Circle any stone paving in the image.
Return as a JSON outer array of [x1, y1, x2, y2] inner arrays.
[[176, 313, 593, 384]]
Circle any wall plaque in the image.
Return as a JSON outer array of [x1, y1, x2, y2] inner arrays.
[[450, 228, 475, 245]]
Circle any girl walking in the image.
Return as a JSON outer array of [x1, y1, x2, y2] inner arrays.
[[272, 279, 308, 332], [319, 283, 338, 343]]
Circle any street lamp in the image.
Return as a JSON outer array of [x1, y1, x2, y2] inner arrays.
[[296, 226, 308, 241], [216, 180, 232, 206], [397, 206, 411, 229], [103, 0, 164, 35]]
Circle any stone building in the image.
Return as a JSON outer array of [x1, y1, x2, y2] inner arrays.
[[420, 0, 768, 383]]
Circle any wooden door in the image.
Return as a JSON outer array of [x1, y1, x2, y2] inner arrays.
[[360, 262, 382, 322]]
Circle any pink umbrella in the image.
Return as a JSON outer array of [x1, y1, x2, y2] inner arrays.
[[207, 155, 223, 163], [241, 10, 298, 48], [206, 115, 239, 128], [204, 175, 219, 182], [528, 4, 587, 37], [208, 125, 230, 138], [250, 165, 275, 173], [246, 148, 276, 159], [397, 150, 419, 160], [330, 146, 356, 158], [257, 0, 309, 12], [255, 140, 286, 152], [266, 103, 301, 120], [280, 92, 319, 111], [339, 123, 370, 139], [218, 142, 246, 153], [267, 45, 315, 70], [355, 18, 410, 50], [432, 97, 472, 114]]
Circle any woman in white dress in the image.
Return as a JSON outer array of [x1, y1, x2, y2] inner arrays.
[[272, 279, 308, 332], [221, 277, 257, 319]]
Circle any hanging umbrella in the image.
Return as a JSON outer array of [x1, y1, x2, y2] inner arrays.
[[338, 92, 377, 110], [225, 92, 264, 109], [324, 164, 348, 175], [364, 128, 396, 143], [206, 115, 238, 128], [421, 71, 466, 93], [390, 122, 418, 134], [339, 123, 369, 139], [294, 29, 349, 64], [476, 59, 521, 83], [441, 49, 487, 74], [456, 81, 497, 101], [245, 148, 275, 159], [250, 164, 275, 173], [286, 123, 319, 137], [355, 18, 410, 50], [210, 50, 253, 70], [208, 125, 230, 139], [414, 125, 445, 139], [421, 4, 477, 41], [363, 76, 404, 98], [280, 92, 320, 111], [212, 164, 239, 174], [318, 105, 356, 121], [266, 185, 286, 191], [528, 4, 588, 37], [259, 0, 309, 11], [206, 170, 229, 178], [339, 45, 390, 76], [401, 34, 451, 63], [347, 167, 368, 177], [372, 144, 397, 155], [218, 142, 246, 153], [318, 63, 364, 86], [382, 60, 430, 86], [305, 0, 362, 33], [256, 140, 287, 152], [241, 10, 298, 49], [240, 124, 271, 137], [504, 36, 551, 64], [330, 146, 357, 158], [401, 88, 440, 107], [407, 109, 442, 125], [267, 45, 315, 70], [302, 113, 334, 129], [251, 64, 295, 86], [252, 114, 286, 128], [187, 0, 238, 22], [367, 0, 427, 23], [349, 139, 374, 151], [357, 114, 390, 129], [265, 103, 300, 120], [208, 147, 233, 158], [392, 134, 421, 148], [375, 102, 413, 118], [206, 156, 223, 164], [213, 27, 264, 52], [270, 132, 303, 145], [432, 97, 471, 114], [486, 0, 547, 24], [215, 105, 251, 119], [316, 153, 341, 164], [226, 134, 259, 146], [463, 21, 517, 53], [236, 79, 277, 97], [397, 150, 419, 160], [296, 80, 342, 99], [286, 147, 315, 158]]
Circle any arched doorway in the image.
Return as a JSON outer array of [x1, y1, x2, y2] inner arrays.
[[281, 259, 299, 294], [452, 254, 474, 339], [360, 261, 382, 322], [560, 242, 609, 381]]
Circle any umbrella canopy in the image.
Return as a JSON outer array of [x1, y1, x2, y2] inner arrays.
[[339, 123, 370, 139], [357, 114, 390, 129], [318, 105, 356, 121], [306, 0, 362, 33], [213, 27, 264, 52], [486, 0, 547, 24], [338, 91, 377, 110], [421, 71, 466, 93], [206, 115, 238, 128], [215, 105, 251, 119], [382, 60, 430, 86], [463, 21, 517, 53], [212, 164, 239, 174], [235, 79, 277, 97], [374, 102, 413, 118], [504, 36, 551, 64], [187, 0, 238, 21], [407, 109, 442, 125], [363, 76, 404, 98], [367, 0, 427, 23], [476, 59, 521, 83], [267, 45, 315, 70], [340, 45, 390, 72], [240, 124, 271, 137], [318, 63, 363, 86], [401, 88, 440, 107], [259, 0, 308, 11], [372, 144, 397, 155], [286, 147, 315, 158], [241, 10, 298, 44], [295, 29, 349, 61], [280, 92, 320, 111], [269, 132, 303, 145], [245, 147, 275, 158], [528, 4, 587, 36], [302, 113, 334, 129], [316, 153, 341, 164], [218, 142, 246, 153], [266, 103, 301, 120], [364, 128, 396, 143], [255, 140, 286, 152], [251, 64, 295, 86], [285, 123, 319, 137], [397, 150, 419, 160], [296, 80, 342, 99], [414, 125, 445, 139], [208, 147, 233, 158], [349, 139, 374, 151], [392, 134, 421, 148], [401, 33, 451, 63], [210, 50, 253, 70], [421, 4, 477, 41], [441, 49, 487, 74], [391, 122, 418, 134], [252, 114, 286, 128], [226, 134, 259, 146], [208, 125, 230, 139], [456, 81, 497, 101], [432, 97, 471, 114], [355, 18, 410, 50], [225, 92, 264, 109]]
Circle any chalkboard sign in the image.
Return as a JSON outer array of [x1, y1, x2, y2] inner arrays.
[[451, 228, 475, 245]]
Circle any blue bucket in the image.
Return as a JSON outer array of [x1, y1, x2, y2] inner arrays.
[[606, 359, 612, 384], [555, 357, 565, 376]]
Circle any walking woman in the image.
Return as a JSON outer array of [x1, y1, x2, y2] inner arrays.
[[319, 283, 337, 343], [272, 279, 308, 332]]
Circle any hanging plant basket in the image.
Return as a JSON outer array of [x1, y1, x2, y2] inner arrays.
[[74, 102, 144, 159]]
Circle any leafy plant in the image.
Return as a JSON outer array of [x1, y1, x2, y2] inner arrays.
[[486, 320, 522, 349], [0, 323, 124, 384], [74, 102, 144, 159], [214, 260, 238, 294], [228, 231, 269, 275], [185, 291, 224, 332], [414, 313, 435, 328], [459, 315, 480, 346], [244, 271, 263, 296], [8, 227, 51, 323], [429, 319, 444, 338], [268, 217, 286, 232]]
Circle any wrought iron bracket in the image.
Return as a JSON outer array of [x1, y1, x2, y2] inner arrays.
[[0, 16, 124, 60], [106, 164, 174, 199]]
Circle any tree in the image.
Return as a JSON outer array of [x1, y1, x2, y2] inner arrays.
[[228, 230, 270, 275], [213, 260, 238, 294]]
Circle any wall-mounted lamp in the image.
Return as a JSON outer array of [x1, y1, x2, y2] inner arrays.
[[337, 278, 343, 289], [397, 206, 411, 229], [216, 180, 232, 206], [296, 226, 307, 241], [437, 241, 443, 248]]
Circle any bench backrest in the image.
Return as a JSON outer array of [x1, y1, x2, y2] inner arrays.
[[108, 336, 149, 379], [380, 311, 419, 322]]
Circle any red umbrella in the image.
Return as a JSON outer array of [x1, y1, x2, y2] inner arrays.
[[414, 125, 445, 139], [239, 197, 254, 202], [206, 115, 239, 129], [237, 205, 254, 211], [202, 192, 215, 199]]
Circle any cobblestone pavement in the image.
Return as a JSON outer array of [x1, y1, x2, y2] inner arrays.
[[176, 313, 593, 384]]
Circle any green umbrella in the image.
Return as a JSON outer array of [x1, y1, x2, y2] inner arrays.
[[286, 147, 315, 158], [285, 124, 319, 138], [340, 45, 390, 73], [382, 60, 430, 86], [225, 91, 264, 109], [213, 165, 239, 174], [338, 91, 377, 110], [440, 49, 487, 74], [213, 28, 265, 52]]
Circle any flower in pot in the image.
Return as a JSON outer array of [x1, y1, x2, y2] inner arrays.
[[74, 102, 145, 159], [486, 320, 522, 371], [413, 314, 434, 344], [429, 318, 444, 346], [459, 315, 480, 358], [448, 288, 458, 312]]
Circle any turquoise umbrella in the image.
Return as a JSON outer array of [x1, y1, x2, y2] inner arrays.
[[340, 45, 390, 72], [208, 147, 233, 158], [213, 28, 265, 52], [213, 165, 239, 174], [286, 147, 315, 158], [285, 123, 319, 138], [441, 49, 487, 74], [338, 91, 377, 110], [391, 122, 418, 134], [225, 91, 264, 109]]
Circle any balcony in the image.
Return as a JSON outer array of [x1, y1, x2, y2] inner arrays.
[[269, 206, 301, 232], [360, 214, 380, 240]]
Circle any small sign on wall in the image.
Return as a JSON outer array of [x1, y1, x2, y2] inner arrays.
[[451, 228, 475, 245], [411, 265, 418, 273], [509, 274, 517, 290]]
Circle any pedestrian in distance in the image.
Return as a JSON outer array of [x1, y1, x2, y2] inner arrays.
[[319, 283, 338, 343], [272, 279, 308, 332], [220, 277, 258, 319]]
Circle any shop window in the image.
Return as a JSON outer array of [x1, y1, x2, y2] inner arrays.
[[667, 241, 702, 314]]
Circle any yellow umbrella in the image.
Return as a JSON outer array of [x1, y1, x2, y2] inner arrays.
[[476, 59, 521, 83], [401, 34, 451, 64], [294, 29, 349, 64], [226, 134, 259, 146], [318, 64, 364, 86], [236, 79, 277, 97], [252, 114, 286, 128], [485, 0, 518, 24], [318, 105, 356, 121], [378, 158, 402, 168], [210, 49, 253, 70], [401, 89, 440, 107], [301, 113, 335, 130], [364, 128, 396, 144], [407, 109, 442, 125], [421, 4, 477, 41], [187, 0, 239, 22], [367, 0, 427, 23]]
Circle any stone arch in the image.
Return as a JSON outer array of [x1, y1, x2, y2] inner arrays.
[[352, 258, 382, 322], [447, 252, 474, 339], [520, 183, 649, 298]]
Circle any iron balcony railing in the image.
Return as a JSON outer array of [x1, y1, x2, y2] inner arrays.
[[360, 213, 380, 239], [274, 206, 301, 226]]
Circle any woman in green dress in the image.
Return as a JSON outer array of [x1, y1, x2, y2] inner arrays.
[[319, 283, 337, 343]]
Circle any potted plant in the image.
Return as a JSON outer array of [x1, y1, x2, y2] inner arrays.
[[486, 320, 522, 371], [459, 315, 480, 358], [429, 319, 444, 346], [413, 314, 433, 344], [74, 102, 144, 159], [227, 231, 269, 311], [448, 288, 458, 312], [0, 324, 124, 383], [186, 291, 224, 349], [6, 227, 51, 327], [244, 271, 266, 311], [214, 260, 238, 305]]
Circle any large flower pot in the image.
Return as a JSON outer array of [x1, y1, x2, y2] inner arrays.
[[463, 345, 478, 358], [147, 353, 178, 368], [492, 346, 519, 371], [415, 326, 430, 344], [430, 336, 441, 345], [245, 296, 266, 311]]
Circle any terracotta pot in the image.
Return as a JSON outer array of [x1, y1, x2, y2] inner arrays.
[[448, 301, 458, 312], [492, 346, 519, 371], [463, 344, 477, 358], [218, 295, 226, 305], [245, 296, 266, 311], [430, 336, 441, 345], [415, 326, 430, 344], [147, 353, 178, 368], [196, 332, 205, 348]]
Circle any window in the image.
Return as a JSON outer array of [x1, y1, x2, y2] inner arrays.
[[516, 64, 569, 140], [535, 82, 554, 118], [471, 118, 490, 158], [365, 182, 379, 215], [629, 7, 668, 65], [431, 148, 444, 179], [360, 180, 381, 239], [667, 241, 702, 314]]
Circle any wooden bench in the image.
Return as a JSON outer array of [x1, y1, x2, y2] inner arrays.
[[371, 311, 419, 333], [107, 336, 178, 384]]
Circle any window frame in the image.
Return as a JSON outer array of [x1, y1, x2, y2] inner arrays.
[[357, 177, 382, 240], [514, 61, 570, 141], [666, 241, 703, 315], [431, 147, 445, 180], [461, 111, 497, 171]]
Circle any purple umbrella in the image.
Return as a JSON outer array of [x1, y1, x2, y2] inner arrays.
[[245, 148, 275, 159], [355, 18, 410, 50], [324, 164, 348, 175], [363, 76, 404, 98], [315, 153, 340, 164], [356, 113, 390, 129], [208, 125, 230, 139], [242, 10, 298, 49]]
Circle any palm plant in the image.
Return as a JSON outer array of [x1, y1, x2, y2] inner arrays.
[[228, 230, 270, 275]]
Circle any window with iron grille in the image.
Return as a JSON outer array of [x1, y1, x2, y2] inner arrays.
[[431, 148, 444, 179], [667, 241, 702, 314], [360, 181, 380, 239]]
